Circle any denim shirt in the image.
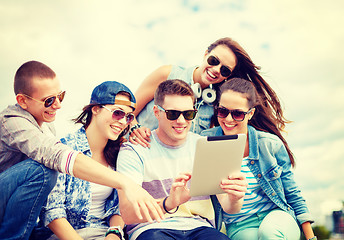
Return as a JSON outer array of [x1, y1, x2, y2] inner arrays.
[[201, 125, 313, 226], [41, 126, 120, 229], [136, 65, 214, 134]]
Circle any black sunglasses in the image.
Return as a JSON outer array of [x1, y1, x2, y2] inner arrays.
[[207, 55, 232, 78], [157, 105, 197, 121], [23, 91, 66, 108], [215, 106, 253, 122], [102, 106, 135, 124]]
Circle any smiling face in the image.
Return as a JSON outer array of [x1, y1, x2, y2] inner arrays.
[[196, 45, 237, 88], [154, 94, 194, 146], [217, 89, 255, 136], [20, 77, 62, 126], [91, 94, 133, 142]]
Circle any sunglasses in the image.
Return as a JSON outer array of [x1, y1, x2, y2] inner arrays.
[[102, 106, 135, 124], [215, 106, 253, 122], [157, 105, 197, 121], [207, 55, 232, 78], [23, 91, 66, 108]]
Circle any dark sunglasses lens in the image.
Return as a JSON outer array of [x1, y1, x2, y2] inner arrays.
[[166, 110, 181, 120], [232, 111, 246, 121], [126, 113, 135, 124], [216, 107, 229, 118], [207, 56, 220, 66], [183, 110, 196, 120], [112, 109, 126, 120], [44, 96, 56, 107], [220, 66, 232, 77]]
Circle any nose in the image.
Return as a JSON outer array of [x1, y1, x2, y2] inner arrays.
[[212, 64, 221, 74], [225, 112, 234, 121], [118, 116, 128, 125], [176, 113, 187, 123], [52, 98, 62, 109]]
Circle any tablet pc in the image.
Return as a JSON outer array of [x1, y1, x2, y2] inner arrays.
[[189, 134, 246, 197]]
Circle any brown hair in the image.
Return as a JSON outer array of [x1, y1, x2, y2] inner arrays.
[[14, 61, 56, 95], [73, 103, 129, 169], [154, 79, 195, 106], [218, 78, 295, 167], [208, 37, 289, 134]]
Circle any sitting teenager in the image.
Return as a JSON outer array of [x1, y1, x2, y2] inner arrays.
[[201, 78, 316, 240], [33, 81, 136, 240], [117, 79, 248, 240]]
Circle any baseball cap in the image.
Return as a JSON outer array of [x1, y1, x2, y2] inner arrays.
[[90, 81, 136, 109]]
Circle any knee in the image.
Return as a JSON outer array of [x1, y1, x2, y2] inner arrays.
[[26, 160, 57, 190]]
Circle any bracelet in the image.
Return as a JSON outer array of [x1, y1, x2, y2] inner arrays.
[[163, 196, 179, 214], [129, 123, 141, 136], [308, 237, 317, 240], [105, 226, 124, 240]]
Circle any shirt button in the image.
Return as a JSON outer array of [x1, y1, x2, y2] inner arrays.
[[272, 192, 276, 196], [274, 172, 278, 177], [257, 174, 262, 178], [250, 161, 255, 165], [288, 207, 291, 210]]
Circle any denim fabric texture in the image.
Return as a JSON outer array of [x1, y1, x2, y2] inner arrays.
[[38, 127, 120, 230], [0, 159, 57, 240], [201, 125, 313, 227]]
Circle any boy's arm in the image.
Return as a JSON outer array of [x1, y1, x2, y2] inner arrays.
[[48, 218, 83, 240]]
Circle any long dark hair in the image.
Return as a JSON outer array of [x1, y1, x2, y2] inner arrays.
[[218, 78, 295, 167], [73, 104, 130, 169], [208, 37, 290, 134]]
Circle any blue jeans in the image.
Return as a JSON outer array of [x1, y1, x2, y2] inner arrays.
[[226, 209, 301, 240], [136, 226, 230, 240], [0, 159, 57, 240]]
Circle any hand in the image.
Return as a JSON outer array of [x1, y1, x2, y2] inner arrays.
[[166, 173, 192, 210], [129, 126, 151, 148], [105, 233, 121, 240], [220, 171, 247, 202], [122, 179, 164, 223]]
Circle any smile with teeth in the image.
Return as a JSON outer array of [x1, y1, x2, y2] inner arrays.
[[173, 126, 186, 133], [224, 123, 236, 128], [206, 69, 217, 79], [110, 125, 123, 132]]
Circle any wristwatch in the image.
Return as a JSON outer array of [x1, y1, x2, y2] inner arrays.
[[105, 226, 124, 240]]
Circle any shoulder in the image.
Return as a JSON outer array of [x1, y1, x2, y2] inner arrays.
[[200, 126, 222, 137]]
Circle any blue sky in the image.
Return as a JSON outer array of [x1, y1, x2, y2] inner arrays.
[[1, 0, 343, 227]]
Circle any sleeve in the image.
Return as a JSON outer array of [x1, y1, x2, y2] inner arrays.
[[1, 115, 78, 175], [116, 144, 145, 185], [274, 141, 314, 224], [41, 173, 68, 227]]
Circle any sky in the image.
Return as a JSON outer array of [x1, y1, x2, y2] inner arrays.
[[1, 0, 343, 228]]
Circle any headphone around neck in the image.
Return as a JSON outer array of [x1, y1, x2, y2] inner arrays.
[[191, 82, 216, 104]]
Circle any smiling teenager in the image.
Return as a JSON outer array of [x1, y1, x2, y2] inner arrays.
[[201, 78, 316, 240]]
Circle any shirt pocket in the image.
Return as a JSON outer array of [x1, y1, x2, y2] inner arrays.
[[264, 165, 284, 194]]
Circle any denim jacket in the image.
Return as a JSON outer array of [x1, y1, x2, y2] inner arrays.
[[201, 125, 313, 227], [41, 127, 120, 229]]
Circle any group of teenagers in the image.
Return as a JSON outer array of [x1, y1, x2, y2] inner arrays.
[[0, 37, 317, 240]]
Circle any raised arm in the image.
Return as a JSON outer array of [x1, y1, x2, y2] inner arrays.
[[129, 65, 172, 147]]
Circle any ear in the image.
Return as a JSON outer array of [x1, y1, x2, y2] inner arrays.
[[91, 105, 101, 115], [16, 94, 28, 110], [248, 108, 255, 120], [153, 105, 160, 119]]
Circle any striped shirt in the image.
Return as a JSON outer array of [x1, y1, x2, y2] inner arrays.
[[117, 131, 215, 240], [223, 157, 276, 224]]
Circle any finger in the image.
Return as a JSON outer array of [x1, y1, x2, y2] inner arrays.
[[146, 199, 164, 222], [132, 201, 143, 220], [138, 200, 153, 223]]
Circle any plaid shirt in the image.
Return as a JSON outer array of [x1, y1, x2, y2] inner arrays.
[[0, 104, 78, 175]]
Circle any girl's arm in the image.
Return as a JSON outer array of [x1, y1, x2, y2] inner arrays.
[[129, 65, 172, 147], [301, 222, 315, 240], [105, 214, 126, 240], [48, 218, 83, 240]]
